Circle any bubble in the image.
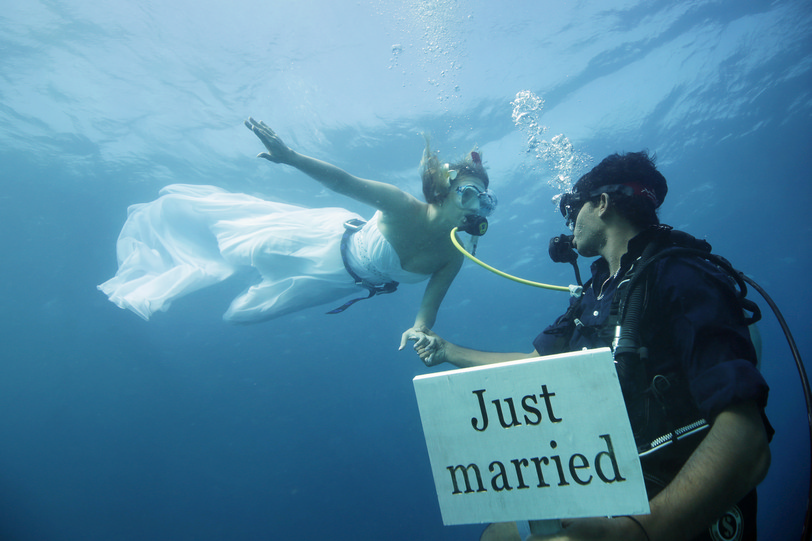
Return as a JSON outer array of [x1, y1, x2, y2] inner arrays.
[[511, 90, 592, 197], [389, 43, 404, 69]]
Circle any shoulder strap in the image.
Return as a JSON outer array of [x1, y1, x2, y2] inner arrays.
[[545, 278, 594, 353], [618, 226, 759, 327], [611, 226, 760, 455]]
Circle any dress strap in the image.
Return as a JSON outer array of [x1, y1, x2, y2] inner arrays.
[[326, 219, 399, 314]]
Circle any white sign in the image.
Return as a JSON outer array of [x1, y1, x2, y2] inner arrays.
[[412, 348, 650, 526]]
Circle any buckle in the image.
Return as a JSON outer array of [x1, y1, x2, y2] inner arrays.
[[343, 219, 366, 232]]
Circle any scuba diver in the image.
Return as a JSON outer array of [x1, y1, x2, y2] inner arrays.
[[408, 151, 783, 541]]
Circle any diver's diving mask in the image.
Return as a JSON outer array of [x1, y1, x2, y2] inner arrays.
[[559, 184, 639, 231], [454, 184, 497, 217], [559, 191, 588, 232]]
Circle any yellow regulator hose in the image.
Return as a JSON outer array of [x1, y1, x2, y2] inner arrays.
[[450, 227, 574, 292]]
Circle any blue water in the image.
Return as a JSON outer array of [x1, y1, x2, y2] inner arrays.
[[1, 1, 810, 539]]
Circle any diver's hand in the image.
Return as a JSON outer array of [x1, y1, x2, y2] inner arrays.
[[244, 117, 295, 164], [399, 325, 429, 352], [399, 327, 446, 367]]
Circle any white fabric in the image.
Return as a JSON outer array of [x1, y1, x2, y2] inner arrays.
[[344, 211, 430, 285], [98, 184, 429, 323]]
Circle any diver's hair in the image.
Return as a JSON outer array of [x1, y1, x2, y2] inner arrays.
[[574, 150, 667, 228], [420, 134, 489, 204]]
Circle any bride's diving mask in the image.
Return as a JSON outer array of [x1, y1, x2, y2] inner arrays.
[[454, 184, 497, 216], [443, 164, 497, 237]]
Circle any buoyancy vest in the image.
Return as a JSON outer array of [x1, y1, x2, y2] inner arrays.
[[545, 225, 765, 540], [549, 226, 761, 485]]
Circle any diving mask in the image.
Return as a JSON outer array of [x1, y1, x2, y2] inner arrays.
[[454, 184, 497, 217], [559, 192, 587, 232], [559, 184, 642, 231]]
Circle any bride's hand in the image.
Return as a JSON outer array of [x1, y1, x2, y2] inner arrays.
[[399, 326, 444, 367], [244, 117, 295, 164]]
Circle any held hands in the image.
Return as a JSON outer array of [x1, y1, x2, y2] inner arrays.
[[244, 117, 295, 164], [399, 326, 445, 367]]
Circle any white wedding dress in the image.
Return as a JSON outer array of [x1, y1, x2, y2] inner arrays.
[[98, 184, 429, 322]]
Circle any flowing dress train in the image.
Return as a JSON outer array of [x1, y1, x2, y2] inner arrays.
[[98, 184, 429, 322]]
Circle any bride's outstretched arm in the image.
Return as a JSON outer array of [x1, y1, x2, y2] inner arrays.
[[245, 117, 417, 215]]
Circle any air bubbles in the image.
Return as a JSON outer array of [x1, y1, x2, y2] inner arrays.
[[511, 90, 592, 197], [389, 43, 403, 69]]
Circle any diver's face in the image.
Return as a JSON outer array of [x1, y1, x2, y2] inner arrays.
[[445, 175, 489, 223], [571, 201, 604, 257]]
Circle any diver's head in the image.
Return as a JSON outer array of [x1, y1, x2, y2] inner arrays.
[[447, 174, 496, 236], [420, 137, 495, 235], [559, 150, 667, 231], [420, 136, 490, 204], [450, 177, 496, 215]]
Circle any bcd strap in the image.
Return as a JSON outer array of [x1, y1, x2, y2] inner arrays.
[[326, 219, 399, 314], [637, 418, 710, 457], [607, 228, 707, 456], [551, 225, 751, 461]]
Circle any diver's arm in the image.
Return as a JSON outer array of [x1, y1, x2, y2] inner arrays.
[[527, 401, 771, 541], [637, 400, 770, 541], [406, 327, 535, 368], [426, 337, 533, 368], [398, 257, 464, 348], [245, 118, 415, 214], [416, 259, 464, 330]]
